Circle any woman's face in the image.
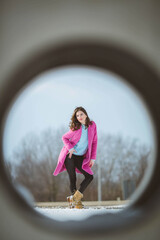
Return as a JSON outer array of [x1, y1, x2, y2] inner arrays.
[[76, 110, 87, 124]]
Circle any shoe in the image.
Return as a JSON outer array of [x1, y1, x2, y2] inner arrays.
[[75, 200, 84, 209], [67, 189, 77, 208], [67, 195, 76, 209], [73, 190, 84, 209]]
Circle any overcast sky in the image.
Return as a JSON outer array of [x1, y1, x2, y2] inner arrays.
[[3, 65, 156, 161]]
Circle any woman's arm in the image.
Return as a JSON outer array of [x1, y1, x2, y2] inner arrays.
[[90, 123, 98, 160], [62, 129, 75, 151]]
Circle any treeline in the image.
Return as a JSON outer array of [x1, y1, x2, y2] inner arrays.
[[4, 126, 151, 202]]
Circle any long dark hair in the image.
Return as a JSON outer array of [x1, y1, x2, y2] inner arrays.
[[69, 106, 93, 131]]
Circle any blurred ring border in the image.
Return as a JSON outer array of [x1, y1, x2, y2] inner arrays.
[[0, 41, 160, 237]]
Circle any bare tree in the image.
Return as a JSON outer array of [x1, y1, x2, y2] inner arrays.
[[5, 127, 151, 202]]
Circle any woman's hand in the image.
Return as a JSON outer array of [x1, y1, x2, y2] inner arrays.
[[69, 148, 77, 158], [89, 160, 95, 168]]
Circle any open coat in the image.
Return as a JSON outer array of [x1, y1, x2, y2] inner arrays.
[[53, 121, 97, 176]]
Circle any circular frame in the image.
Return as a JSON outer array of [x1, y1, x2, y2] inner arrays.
[[0, 41, 160, 237]]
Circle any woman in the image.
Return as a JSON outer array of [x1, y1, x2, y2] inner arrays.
[[53, 106, 98, 209]]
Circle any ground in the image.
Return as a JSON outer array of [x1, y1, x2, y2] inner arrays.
[[34, 205, 125, 221]]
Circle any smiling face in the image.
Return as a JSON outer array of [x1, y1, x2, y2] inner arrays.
[[76, 110, 87, 125]]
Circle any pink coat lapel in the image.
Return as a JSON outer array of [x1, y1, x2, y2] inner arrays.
[[70, 124, 92, 149]]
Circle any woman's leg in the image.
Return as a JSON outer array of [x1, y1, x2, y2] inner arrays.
[[64, 154, 77, 194], [73, 155, 94, 193]]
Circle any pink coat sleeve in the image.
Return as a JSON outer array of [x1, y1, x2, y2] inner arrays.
[[90, 123, 98, 160], [62, 129, 75, 151]]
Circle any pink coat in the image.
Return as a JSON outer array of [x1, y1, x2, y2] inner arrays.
[[53, 121, 97, 176]]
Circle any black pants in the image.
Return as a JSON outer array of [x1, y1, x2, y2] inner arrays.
[[64, 153, 93, 195]]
